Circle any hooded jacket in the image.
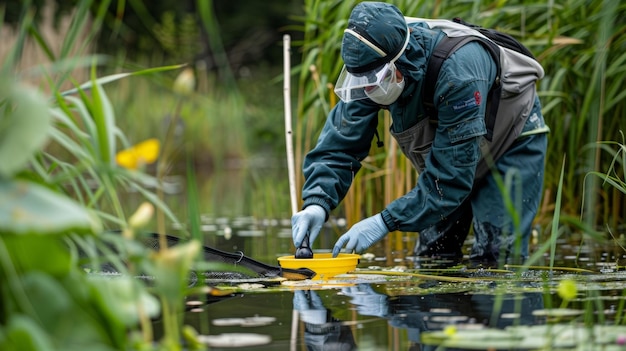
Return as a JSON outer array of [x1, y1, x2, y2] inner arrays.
[[300, 2, 542, 233]]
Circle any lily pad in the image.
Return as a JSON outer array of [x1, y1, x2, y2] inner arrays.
[[532, 308, 584, 318], [199, 333, 271, 347], [212, 315, 276, 327]]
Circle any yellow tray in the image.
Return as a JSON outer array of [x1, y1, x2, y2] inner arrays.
[[278, 253, 360, 280]]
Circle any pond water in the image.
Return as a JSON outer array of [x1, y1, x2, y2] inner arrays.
[[147, 165, 626, 350], [151, 213, 626, 350]]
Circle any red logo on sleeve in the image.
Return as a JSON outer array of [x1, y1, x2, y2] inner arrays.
[[474, 91, 482, 105], [452, 91, 483, 112]]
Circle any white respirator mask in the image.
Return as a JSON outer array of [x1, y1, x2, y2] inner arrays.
[[362, 63, 405, 105]]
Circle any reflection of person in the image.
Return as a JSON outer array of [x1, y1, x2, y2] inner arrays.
[[342, 284, 544, 350], [291, 2, 548, 266], [293, 290, 357, 351]]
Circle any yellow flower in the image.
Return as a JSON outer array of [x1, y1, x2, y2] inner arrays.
[[557, 279, 578, 301], [116, 138, 160, 170]]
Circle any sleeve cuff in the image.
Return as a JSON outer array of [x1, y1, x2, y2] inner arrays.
[[380, 209, 399, 232], [302, 198, 331, 221]]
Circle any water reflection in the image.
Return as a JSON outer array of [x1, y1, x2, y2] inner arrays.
[[178, 284, 547, 350], [294, 290, 358, 350], [293, 286, 543, 351], [385, 290, 544, 350]]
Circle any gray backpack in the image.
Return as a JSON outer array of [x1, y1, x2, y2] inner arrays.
[[405, 17, 544, 141]]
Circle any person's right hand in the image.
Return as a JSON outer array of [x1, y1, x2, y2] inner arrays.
[[292, 205, 326, 248]]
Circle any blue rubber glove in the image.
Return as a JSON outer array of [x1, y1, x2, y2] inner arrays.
[[332, 214, 389, 257], [292, 205, 326, 248]]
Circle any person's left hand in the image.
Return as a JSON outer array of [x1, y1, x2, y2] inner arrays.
[[332, 214, 388, 257]]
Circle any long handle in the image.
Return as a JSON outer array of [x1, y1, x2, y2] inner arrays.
[[283, 34, 298, 217], [284, 34, 300, 351], [284, 34, 313, 260]]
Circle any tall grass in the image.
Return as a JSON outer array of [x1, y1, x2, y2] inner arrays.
[[294, 0, 626, 251]]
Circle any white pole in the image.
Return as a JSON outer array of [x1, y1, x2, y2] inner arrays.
[[283, 34, 298, 216], [284, 34, 300, 351]]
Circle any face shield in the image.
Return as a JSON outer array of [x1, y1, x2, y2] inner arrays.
[[334, 62, 399, 103], [334, 27, 410, 103]]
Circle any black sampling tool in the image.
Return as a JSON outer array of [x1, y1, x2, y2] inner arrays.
[[294, 232, 313, 259]]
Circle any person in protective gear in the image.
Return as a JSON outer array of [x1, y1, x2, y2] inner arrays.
[[291, 2, 549, 266]]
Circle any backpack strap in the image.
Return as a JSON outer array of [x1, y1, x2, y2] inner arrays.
[[422, 35, 502, 141], [452, 17, 536, 59]]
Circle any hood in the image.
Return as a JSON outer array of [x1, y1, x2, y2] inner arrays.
[[341, 2, 409, 74]]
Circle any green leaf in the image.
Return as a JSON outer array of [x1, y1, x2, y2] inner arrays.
[[0, 80, 51, 177], [20, 272, 72, 327], [60, 64, 186, 96], [89, 73, 116, 165], [145, 240, 201, 305], [89, 276, 160, 327], [0, 315, 55, 351], [3, 236, 72, 277], [0, 179, 101, 235]]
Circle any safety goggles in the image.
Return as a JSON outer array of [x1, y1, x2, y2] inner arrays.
[[334, 62, 399, 103]]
